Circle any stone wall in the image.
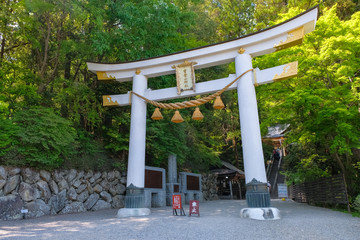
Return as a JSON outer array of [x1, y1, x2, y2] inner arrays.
[[0, 166, 126, 220], [201, 173, 219, 201]]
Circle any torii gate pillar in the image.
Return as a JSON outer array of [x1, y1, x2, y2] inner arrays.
[[117, 73, 151, 217], [236, 53, 279, 219]]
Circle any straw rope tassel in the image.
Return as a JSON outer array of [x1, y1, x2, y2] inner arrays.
[[171, 110, 184, 123], [151, 108, 163, 120], [192, 107, 204, 120], [213, 96, 225, 109], [129, 68, 253, 110]]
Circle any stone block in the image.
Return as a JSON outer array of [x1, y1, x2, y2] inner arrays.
[[60, 202, 86, 214], [76, 183, 87, 194], [52, 170, 64, 183], [68, 187, 78, 201], [0, 179, 6, 190], [0, 166, 7, 180], [86, 181, 94, 194], [0, 194, 23, 220], [120, 177, 127, 185], [112, 195, 125, 209], [76, 170, 84, 180], [40, 170, 51, 182], [48, 180, 59, 194], [93, 184, 103, 193], [84, 193, 99, 210], [73, 179, 82, 188], [100, 191, 112, 202], [100, 180, 110, 191], [107, 171, 115, 181], [91, 200, 111, 211], [49, 189, 67, 214], [94, 172, 102, 181], [19, 182, 39, 202], [22, 168, 40, 184], [67, 169, 77, 183], [25, 199, 51, 218], [8, 167, 21, 176], [77, 190, 89, 203], [4, 175, 20, 194], [85, 170, 93, 179], [114, 170, 121, 179], [36, 180, 51, 201], [58, 179, 69, 191]]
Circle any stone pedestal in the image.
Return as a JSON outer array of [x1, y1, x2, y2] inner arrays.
[[240, 207, 280, 220], [117, 184, 151, 218], [124, 184, 145, 208], [117, 208, 151, 218], [245, 178, 270, 208], [144, 166, 166, 208], [239, 178, 280, 220], [179, 172, 203, 204]]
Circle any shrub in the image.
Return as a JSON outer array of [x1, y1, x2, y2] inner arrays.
[[353, 194, 360, 213], [10, 107, 77, 169]]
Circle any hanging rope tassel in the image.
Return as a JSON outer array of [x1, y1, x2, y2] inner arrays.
[[151, 108, 163, 120], [129, 68, 253, 110], [192, 107, 204, 120], [171, 110, 184, 123], [213, 96, 225, 109]]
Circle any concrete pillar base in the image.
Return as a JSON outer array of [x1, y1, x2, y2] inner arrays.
[[125, 184, 145, 208], [117, 208, 151, 218], [246, 178, 270, 207], [240, 207, 280, 220]]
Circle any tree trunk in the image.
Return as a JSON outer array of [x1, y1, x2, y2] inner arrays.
[[0, 37, 5, 63]]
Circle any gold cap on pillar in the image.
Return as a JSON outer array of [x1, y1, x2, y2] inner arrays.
[[192, 107, 204, 120], [213, 96, 225, 109], [171, 110, 184, 123], [151, 108, 163, 120]]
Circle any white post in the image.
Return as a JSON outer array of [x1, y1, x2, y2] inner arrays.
[[235, 53, 267, 184], [118, 73, 151, 217], [236, 53, 280, 219], [127, 73, 147, 188]]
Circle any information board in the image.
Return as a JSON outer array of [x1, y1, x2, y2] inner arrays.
[[277, 184, 288, 198], [172, 194, 182, 209], [172, 194, 185, 216]]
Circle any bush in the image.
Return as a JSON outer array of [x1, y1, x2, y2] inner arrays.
[[9, 107, 77, 169], [353, 194, 360, 213], [0, 118, 19, 157]]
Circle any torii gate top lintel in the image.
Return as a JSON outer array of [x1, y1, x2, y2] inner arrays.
[[87, 6, 318, 82]]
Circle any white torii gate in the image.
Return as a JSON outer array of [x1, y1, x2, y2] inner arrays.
[[87, 6, 318, 219]]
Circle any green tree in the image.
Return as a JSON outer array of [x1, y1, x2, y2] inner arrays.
[[255, 5, 360, 196]]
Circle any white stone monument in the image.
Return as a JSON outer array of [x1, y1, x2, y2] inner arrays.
[[87, 6, 318, 220]]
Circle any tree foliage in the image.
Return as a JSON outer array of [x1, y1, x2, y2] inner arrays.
[[1, 1, 359, 201], [254, 4, 360, 196]]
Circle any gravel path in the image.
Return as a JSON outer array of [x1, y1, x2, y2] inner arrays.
[[1, 200, 359, 240]]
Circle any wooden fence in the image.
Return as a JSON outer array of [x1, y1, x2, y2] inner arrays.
[[288, 174, 349, 205]]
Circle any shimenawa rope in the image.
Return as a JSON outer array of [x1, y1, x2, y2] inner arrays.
[[129, 68, 253, 110]]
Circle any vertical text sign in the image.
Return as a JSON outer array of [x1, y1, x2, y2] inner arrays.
[[189, 200, 200, 216], [172, 194, 182, 209]]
